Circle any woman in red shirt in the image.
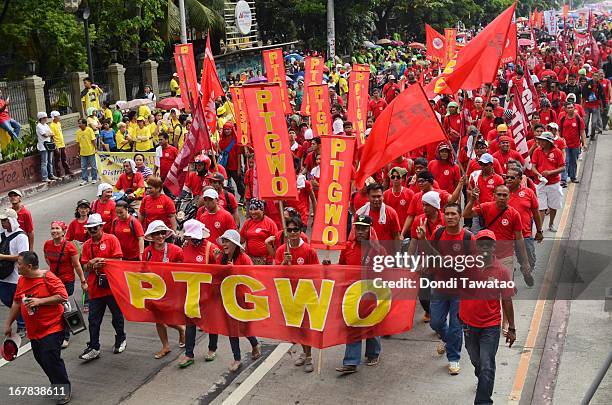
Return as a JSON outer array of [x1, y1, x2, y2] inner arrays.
[[138, 176, 177, 231], [240, 199, 278, 264], [44, 221, 87, 348], [112, 201, 145, 261], [213, 229, 261, 372], [143, 220, 185, 359], [91, 183, 116, 234], [66, 199, 90, 244], [115, 159, 145, 201]]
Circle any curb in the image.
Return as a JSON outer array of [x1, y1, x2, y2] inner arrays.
[[0, 170, 83, 206]]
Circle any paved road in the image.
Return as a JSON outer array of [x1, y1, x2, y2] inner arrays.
[[0, 134, 611, 405]]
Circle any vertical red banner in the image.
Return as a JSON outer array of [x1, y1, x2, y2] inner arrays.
[[444, 28, 457, 64], [300, 56, 325, 116], [347, 64, 370, 148], [230, 86, 250, 146], [311, 135, 356, 249], [262, 48, 291, 114], [242, 84, 298, 200], [308, 84, 332, 137], [174, 43, 199, 109], [501, 23, 517, 64]]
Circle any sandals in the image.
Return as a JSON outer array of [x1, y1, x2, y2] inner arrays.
[[366, 357, 380, 366], [251, 344, 262, 360], [178, 356, 194, 368], [154, 348, 172, 359], [229, 360, 242, 372], [335, 365, 357, 374], [204, 351, 216, 362]]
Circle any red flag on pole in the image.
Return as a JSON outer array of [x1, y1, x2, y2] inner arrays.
[[174, 43, 199, 111], [425, 24, 446, 63], [508, 84, 530, 158], [200, 33, 224, 135], [354, 84, 447, 187], [501, 22, 517, 64]]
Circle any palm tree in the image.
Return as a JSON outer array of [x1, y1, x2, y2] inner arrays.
[[164, 0, 225, 40]]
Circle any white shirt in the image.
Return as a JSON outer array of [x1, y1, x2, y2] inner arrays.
[[2, 227, 29, 284], [36, 122, 53, 152], [154, 145, 163, 168], [332, 117, 344, 134]]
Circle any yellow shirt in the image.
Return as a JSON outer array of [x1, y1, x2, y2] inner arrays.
[[134, 126, 153, 151], [103, 108, 112, 121], [170, 78, 181, 96], [115, 130, 132, 151], [137, 105, 152, 119], [339, 77, 349, 95], [49, 121, 65, 148], [128, 121, 139, 135], [81, 87, 103, 111], [87, 116, 100, 134], [148, 122, 159, 145], [76, 127, 96, 156], [172, 125, 185, 149]]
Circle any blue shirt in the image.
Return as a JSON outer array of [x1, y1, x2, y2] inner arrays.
[[100, 129, 116, 149]]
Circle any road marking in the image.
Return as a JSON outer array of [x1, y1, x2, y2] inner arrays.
[[221, 343, 292, 405], [26, 185, 87, 207], [507, 174, 577, 403], [0, 342, 32, 368]]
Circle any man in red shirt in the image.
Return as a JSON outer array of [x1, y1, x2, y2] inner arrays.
[[558, 102, 587, 184], [539, 98, 557, 127], [428, 143, 461, 194], [0, 89, 21, 140], [4, 252, 71, 404], [530, 132, 566, 232], [79, 213, 126, 361], [355, 183, 401, 242], [206, 173, 240, 227], [443, 101, 463, 145], [368, 89, 387, 120], [468, 153, 505, 233], [460, 230, 516, 405], [383, 167, 414, 230], [479, 103, 497, 135], [492, 136, 525, 172], [8, 189, 34, 248], [218, 123, 244, 203], [197, 188, 237, 243], [383, 75, 400, 104], [154, 132, 178, 182]]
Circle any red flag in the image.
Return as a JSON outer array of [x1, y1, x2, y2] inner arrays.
[[308, 84, 333, 137], [508, 84, 530, 158], [262, 49, 292, 113], [346, 64, 370, 147], [425, 24, 446, 63], [201, 33, 224, 135], [174, 43, 199, 109], [230, 86, 250, 146], [163, 101, 211, 196], [354, 84, 447, 187], [501, 22, 517, 64], [300, 56, 324, 116], [428, 3, 516, 95]]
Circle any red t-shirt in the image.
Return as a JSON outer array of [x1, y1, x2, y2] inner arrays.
[[531, 147, 565, 184], [91, 199, 116, 234], [470, 172, 505, 204], [184, 172, 210, 196], [539, 109, 557, 126], [16, 206, 34, 234], [217, 190, 238, 214], [274, 242, 320, 265], [383, 187, 414, 230], [473, 202, 522, 258], [459, 260, 514, 328], [0, 98, 10, 122], [492, 150, 525, 173], [351, 191, 369, 212], [559, 114, 585, 148], [240, 216, 278, 258], [80, 233, 123, 299], [158, 145, 178, 180], [480, 116, 496, 134], [410, 212, 444, 240], [218, 134, 240, 171], [139, 194, 176, 230], [44, 239, 79, 283], [216, 252, 253, 265], [14, 272, 68, 340], [183, 241, 220, 264], [407, 189, 451, 217], [66, 219, 88, 243], [368, 206, 401, 241], [143, 243, 183, 262], [428, 160, 461, 194], [508, 187, 539, 237], [115, 171, 145, 192], [197, 208, 237, 244], [368, 98, 388, 119], [338, 242, 386, 266], [111, 217, 144, 260]]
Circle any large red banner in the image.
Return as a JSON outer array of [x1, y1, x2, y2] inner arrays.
[[230, 86, 250, 147], [501, 22, 517, 64], [174, 43, 199, 109], [308, 84, 332, 137], [444, 28, 457, 64], [300, 56, 324, 116], [243, 83, 298, 200], [262, 48, 291, 113], [104, 261, 418, 349], [347, 64, 370, 147], [311, 136, 355, 249]]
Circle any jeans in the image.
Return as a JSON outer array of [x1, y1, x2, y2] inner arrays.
[[342, 337, 381, 366], [54, 147, 72, 176], [462, 322, 500, 405], [471, 216, 484, 234], [515, 237, 537, 272], [584, 106, 602, 137], [80, 154, 98, 182], [0, 119, 21, 140], [565, 147, 580, 181], [87, 295, 126, 351], [31, 331, 70, 387], [0, 281, 25, 328], [429, 291, 462, 362], [63, 282, 74, 341], [227, 169, 245, 201], [184, 324, 197, 358], [208, 334, 258, 361], [40, 150, 54, 180]]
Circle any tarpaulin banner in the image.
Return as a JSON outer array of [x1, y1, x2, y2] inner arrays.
[[426, 24, 446, 63], [95, 152, 156, 185], [444, 28, 457, 64], [174, 43, 199, 109], [308, 84, 333, 137], [509, 84, 530, 158], [230, 86, 250, 146], [501, 22, 517, 64], [311, 135, 355, 249], [543, 10, 557, 36], [300, 56, 325, 116], [243, 83, 298, 200], [347, 64, 370, 147], [262, 48, 291, 113], [104, 261, 418, 348], [574, 31, 590, 49]]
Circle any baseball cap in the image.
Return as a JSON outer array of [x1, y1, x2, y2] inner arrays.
[[476, 229, 497, 240], [50, 111, 61, 118], [496, 124, 508, 132], [7, 189, 22, 197], [547, 122, 559, 130], [478, 153, 494, 164], [353, 215, 373, 226], [206, 172, 225, 182], [202, 189, 219, 199]]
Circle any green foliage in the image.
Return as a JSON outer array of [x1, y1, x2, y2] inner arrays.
[[0, 120, 38, 163]]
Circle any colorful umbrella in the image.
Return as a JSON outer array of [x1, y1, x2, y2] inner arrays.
[[156, 97, 185, 111]]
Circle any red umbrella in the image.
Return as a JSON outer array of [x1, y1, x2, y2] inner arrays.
[[156, 97, 185, 111]]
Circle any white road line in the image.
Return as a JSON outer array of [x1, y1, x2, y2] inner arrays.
[[26, 184, 89, 207], [221, 343, 292, 405], [0, 342, 32, 368]]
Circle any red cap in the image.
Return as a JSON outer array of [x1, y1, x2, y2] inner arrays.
[[476, 229, 497, 241]]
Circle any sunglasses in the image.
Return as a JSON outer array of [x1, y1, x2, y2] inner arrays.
[[87, 226, 100, 231], [416, 179, 427, 184], [151, 231, 166, 236], [485, 109, 493, 112], [495, 193, 509, 197], [505, 175, 517, 180], [286, 228, 300, 233], [390, 175, 401, 180]]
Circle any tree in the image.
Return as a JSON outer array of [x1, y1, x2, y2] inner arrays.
[[164, 0, 225, 41]]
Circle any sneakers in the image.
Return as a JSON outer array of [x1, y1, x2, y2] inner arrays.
[[448, 361, 461, 375], [294, 353, 306, 366], [522, 271, 535, 287], [56, 390, 71, 405], [91, 179, 98, 184], [303, 357, 314, 373], [79, 347, 100, 361], [79, 180, 88, 186], [436, 342, 446, 356], [114, 339, 127, 354], [336, 365, 357, 374], [61, 340, 70, 349]]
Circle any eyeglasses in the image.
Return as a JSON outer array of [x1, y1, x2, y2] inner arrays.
[[151, 231, 166, 236], [87, 226, 100, 232], [485, 109, 493, 112], [390, 175, 401, 180], [286, 228, 300, 233], [495, 193, 509, 197], [505, 175, 517, 180]]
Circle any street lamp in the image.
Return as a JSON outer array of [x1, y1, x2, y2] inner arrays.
[[64, 0, 94, 81], [26, 60, 36, 76], [110, 49, 118, 63]]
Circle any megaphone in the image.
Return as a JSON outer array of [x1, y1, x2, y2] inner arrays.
[[63, 301, 87, 335]]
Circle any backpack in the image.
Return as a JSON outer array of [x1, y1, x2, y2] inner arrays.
[[433, 227, 473, 255], [111, 217, 136, 238], [223, 189, 235, 215], [0, 231, 24, 279], [559, 114, 581, 138], [218, 138, 236, 168]]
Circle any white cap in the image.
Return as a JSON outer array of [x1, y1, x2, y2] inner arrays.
[[183, 219, 210, 240], [217, 229, 243, 249], [37, 112, 47, 120], [50, 111, 61, 118], [202, 188, 219, 199], [474, 97, 483, 103], [97, 183, 113, 197], [84, 213, 105, 228], [304, 128, 313, 140], [421, 191, 441, 210]]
